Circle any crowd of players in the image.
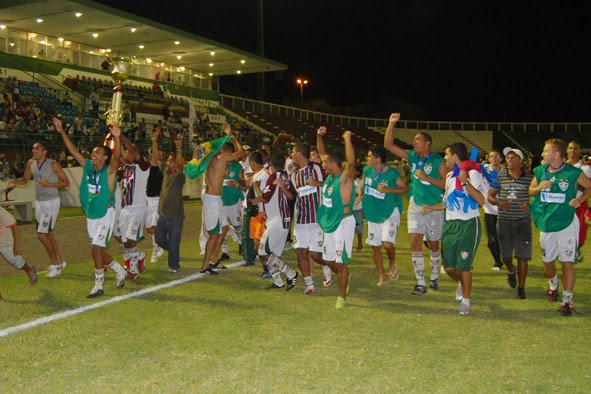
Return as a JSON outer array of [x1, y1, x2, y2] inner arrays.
[[1, 113, 589, 316]]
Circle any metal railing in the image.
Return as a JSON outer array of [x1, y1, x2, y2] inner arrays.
[[220, 94, 591, 133]]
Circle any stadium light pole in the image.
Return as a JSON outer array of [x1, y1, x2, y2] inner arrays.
[[296, 78, 308, 102]]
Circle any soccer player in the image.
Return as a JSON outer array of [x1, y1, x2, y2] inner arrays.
[[529, 139, 591, 316], [316, 127, 356, 308], [146, 127, 164, 263], [114, 134, 150, 280], [488, 148, 533, 299], [423, 143, 486, 315], [11, 141, 70, 277], [566, 140, 591, 261], [54, 117, 126, 298], [253, 152, 298, 290], [384, 113, 447, 295], [199, 123, 245, 274], [211, 152, 244, 268], [481, 149, 504, 271], [358, 146, 408, 285], [290, 141, 325, 294]]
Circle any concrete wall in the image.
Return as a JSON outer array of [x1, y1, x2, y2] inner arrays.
[[1, 167, 202, 206]]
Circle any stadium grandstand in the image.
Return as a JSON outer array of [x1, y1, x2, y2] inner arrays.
[[1, 0, 591, 182]]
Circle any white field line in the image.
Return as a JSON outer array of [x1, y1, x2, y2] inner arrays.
[[0, 261, 244, 338]]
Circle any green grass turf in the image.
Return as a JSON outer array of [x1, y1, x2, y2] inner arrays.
[[0, 201, 590, 392]]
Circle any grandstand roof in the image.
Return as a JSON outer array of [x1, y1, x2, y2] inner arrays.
[[0, 0, 287, 76]]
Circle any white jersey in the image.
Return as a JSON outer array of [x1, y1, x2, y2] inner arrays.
[[252, 168, 270, 213], [119, 160, 150, 208], [353, 178, 362, 210], [443, 170, 486, 221], [262, 171, 291, 229]]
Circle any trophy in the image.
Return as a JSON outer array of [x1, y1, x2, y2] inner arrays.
[[103, 56, 132, 151]]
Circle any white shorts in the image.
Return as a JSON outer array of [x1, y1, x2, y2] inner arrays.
[[323, 215, 355, 264], [407, 196, 444, 241], [203, 193, 223, 235], [0, 247, 26, 269], [222, 200, 242, 228], [294, 222, 323, 253], [87, 207, 116, 248], [145, 196, 160, 228], [366, 207, 400, 246], [258, 220, 289, 257], [35, 197, 60, 234], [540, 215, 579, 263], [114, 205, 146, 242]]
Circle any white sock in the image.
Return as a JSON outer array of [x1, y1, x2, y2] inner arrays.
[[461, 298, 470, 307], [548, 275, 558, 291], [277, 257, 296, 278], [108, 261, 125, 275], [322, 265, 332, 280], [304, 276, 314, 288], [430, 250, 441, 281], [94, 269, 105, 286], [562, 290, 573, 304], [412, 252, 426, 286], [272, 272, 285, 287], [221, 238, 228, 254]]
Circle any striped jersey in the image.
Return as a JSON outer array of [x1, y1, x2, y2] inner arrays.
[[496, 167, 533, 221], [262, 171, 292, 229], [291, 162, 324, 224], [118, 157, 150, 207]]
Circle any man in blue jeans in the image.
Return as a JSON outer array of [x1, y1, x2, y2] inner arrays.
[[155, 136, 186, 273]]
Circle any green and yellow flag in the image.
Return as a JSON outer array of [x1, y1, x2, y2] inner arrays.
[[183, 135, 231, 179]]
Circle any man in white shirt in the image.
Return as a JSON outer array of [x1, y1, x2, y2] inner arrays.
[[422, 143, 486, 315], [566, 140, 591, 261]]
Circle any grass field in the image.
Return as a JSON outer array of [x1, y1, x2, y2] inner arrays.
[[0, 200, 590, 393]]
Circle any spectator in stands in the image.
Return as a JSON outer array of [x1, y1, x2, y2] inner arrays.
[[89, 89, 100, 118], [11, 153, 25, 178], [101, 57, 110, 71], [61, 92, 72, 107], [37, 49, 46, 58], [2, 94, 11, 113]]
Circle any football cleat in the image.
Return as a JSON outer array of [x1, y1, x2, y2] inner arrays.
[[266, 283, 285, 290], [547, 288, 559, 302], [127, 271, 139, 280], [459, 302, 470, 316], [429, 279, 439, 290], [411, 285, 427, 296], [303, 287, 316, 295], [286, 271, 298, 291], [507, 271, 517, 289], [87, 285, 104, 298], [199, 267, 219, 275], [138, 252, 146, 273]]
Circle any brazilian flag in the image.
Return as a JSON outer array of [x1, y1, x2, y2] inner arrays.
[[183, 135, 232, 179]]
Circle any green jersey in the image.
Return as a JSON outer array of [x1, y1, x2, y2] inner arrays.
[[80, 159, 115, 219], [362, 165, 403, 223], [318, 173, 355, 233], [221, 161, 244, 206], [530, 164, 581, 232], [407, 150, 444, 206]]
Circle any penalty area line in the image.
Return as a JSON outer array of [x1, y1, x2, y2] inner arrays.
[[0, 261, 243, 338]]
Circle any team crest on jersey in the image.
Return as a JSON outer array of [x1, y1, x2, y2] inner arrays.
[[460, 251, 469, 260], [326, 186, 334, 196], [566, 250, 573, 257], [389, 231, 395, 237], [43, 221, 48, 227], [558, 179, 569, 191], [428, 229, 438, 237], [336, 250, 342, 257], [424, 164, 432, 175]]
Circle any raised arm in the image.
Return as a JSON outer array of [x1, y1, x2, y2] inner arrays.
[[343, 130, 356, 179], [316, 126, 327, 158], [53, 117, 85, 166], [221, 123, 245, 163], [384, 113, 408, 159], [174, 137, 186, 171], [151, 129, 163, 165], [108, 125, 122, 173], [119, 132, 139, 162]]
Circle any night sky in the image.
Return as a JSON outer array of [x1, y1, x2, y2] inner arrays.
[[94, 0, 591, 122]]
